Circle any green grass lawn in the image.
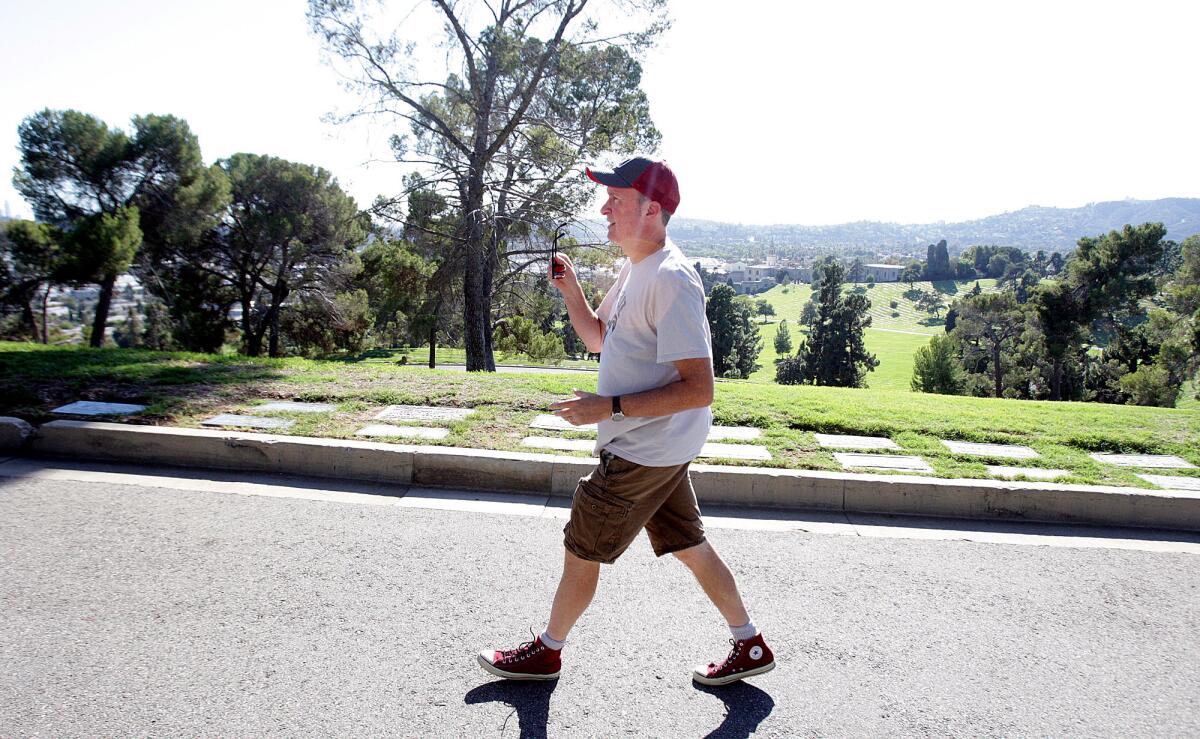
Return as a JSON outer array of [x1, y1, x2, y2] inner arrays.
[[749, 324, 927, 391], [3, 341, 1196, 489], [758, 278, 1000, 334], [351, 346, 599, 370]]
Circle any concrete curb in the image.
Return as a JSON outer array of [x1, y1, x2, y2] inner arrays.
[[29, 420, 1200, 532]]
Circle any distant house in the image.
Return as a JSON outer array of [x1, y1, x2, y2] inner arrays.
[[862, 263, 903, 282]]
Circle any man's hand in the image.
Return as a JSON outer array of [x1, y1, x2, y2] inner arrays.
[[549, 389, 610, 426], [548, 252, 581, 293]]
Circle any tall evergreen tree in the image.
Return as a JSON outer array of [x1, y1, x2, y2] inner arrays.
[[0, 219, 66, 342], [706, 283, 761, 379], [773, 319, 792, 356], [952, 291, 1026, 398], [13, 110, 209, 347], [1031, 223, 1165, 400], [781, 260, 878, 387]]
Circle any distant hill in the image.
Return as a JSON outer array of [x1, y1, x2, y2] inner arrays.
[[663, 198, 1200, 257]]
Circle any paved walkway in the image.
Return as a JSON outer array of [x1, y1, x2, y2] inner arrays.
[[2, 460, 1198, 736]]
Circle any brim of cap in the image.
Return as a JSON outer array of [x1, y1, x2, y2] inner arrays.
[[586, 167, 634, 188]]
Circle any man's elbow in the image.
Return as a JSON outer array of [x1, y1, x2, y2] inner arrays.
[[693, 379, 715, 408]]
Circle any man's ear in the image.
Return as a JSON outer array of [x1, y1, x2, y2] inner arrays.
[[644, 200, 662, 219]]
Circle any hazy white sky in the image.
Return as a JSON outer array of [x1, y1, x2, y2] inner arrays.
[[3, 0, 1197, 225]]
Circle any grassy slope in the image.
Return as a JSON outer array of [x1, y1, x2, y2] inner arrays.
[[750, 278, 988, 388], [3, 341, 1196, 488]]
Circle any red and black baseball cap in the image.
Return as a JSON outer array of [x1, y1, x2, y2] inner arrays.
[[586, 156, 680, 214]]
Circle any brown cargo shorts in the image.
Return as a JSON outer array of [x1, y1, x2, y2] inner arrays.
[[563, 449, 706, 564]]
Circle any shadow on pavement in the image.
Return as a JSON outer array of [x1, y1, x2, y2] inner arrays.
[[465, 679, 558, 739], [694, 681, 775, 739]]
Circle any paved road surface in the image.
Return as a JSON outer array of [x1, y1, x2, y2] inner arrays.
[[2, 460, 1197, 737]]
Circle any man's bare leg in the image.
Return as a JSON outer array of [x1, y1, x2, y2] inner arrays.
[[545, 549, 602, 642], [673, 540, 750, 626]]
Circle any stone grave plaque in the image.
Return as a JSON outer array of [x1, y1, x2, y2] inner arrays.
[[374, 405, 475, 423], [529, 414, 762, 442], [52, 401, 146, 416], [1137, 474, 1200, 492], [986, 465, 1070, 481], [698, 443, 771, 462], [256, 401, 336, 413], [942, 440, 1038, 459], [201, 414, 294, 430], [707, 426, 763, 442], [356, 425, 449, 440], [814, 433, 899, 450], [530, 413, 596, 432], [522, 436, 593, 452], [1090, 453, 1196, 470], [835, 453, 932, 473]]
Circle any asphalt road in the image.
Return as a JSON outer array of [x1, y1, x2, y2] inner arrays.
[[1, 464, 1198, 737]]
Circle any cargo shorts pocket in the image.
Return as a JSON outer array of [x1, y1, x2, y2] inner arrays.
[[567, 480, 634, 563]]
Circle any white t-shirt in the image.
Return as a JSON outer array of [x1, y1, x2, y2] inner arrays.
[[594, 239, 713, 466]]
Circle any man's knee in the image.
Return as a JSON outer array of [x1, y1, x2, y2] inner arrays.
[[672, 540, 713, 567]]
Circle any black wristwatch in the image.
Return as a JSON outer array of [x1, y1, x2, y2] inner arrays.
[[611, 395, 625, 422]]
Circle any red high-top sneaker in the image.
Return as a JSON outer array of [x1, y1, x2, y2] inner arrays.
[[478, 636, 562, 681], [693, 633, 775, 686]]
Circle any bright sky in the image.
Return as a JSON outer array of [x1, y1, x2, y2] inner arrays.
[[3, 0, 1197, 226]]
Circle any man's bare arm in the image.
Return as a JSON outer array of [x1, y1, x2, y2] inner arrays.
[[619, 357, 715, 417], [551, 253, 607, 353], [549, 357, 714, 425]]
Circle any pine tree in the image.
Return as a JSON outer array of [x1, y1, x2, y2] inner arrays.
[[706, 284, 762, 379], [781, 261, 878, 386], [773, 319, 792, 357]]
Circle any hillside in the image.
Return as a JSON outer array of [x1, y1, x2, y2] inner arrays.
[[663, 197, 1200, 257]]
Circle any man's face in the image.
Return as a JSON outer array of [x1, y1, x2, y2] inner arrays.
[[600, 186, 649, 244]]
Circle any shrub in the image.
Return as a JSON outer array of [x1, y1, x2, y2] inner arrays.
[[1120, 364, 1178, 407], [911, 334, 966, 394]]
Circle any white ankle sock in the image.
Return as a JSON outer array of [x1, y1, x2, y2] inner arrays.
[[729, 621, 758, 641], [539, 631, 565, 650]]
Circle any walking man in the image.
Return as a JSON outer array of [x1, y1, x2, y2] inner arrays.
[[477, 157, 775, 685]]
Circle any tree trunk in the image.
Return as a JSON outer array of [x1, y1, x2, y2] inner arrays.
[[40, 285, 51, 344], [20, 302, 36, 341], [462, 178, 493, 372], [1050, 358, 1064, 401], [428, 320, 437, 369], [90, 272, 117, 348], [269, 308, 280, 357], [992, 344, 1003, 398], [241, 295, 259, 356]]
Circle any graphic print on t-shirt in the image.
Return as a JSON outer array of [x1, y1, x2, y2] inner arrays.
[[607, 290, 627, 339]]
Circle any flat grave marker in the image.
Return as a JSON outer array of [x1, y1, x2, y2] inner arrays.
[[256, 401, 337, 414], [520, 437, 772, 461], [530, 414, 595, 432], [52, 401, 146, 416], [835, 453, 933, 473], [375, 405, 475, 423], [707, 426, 763, 442], [356, 425, 450, 440], [814, 433, 899, 451], [528, 413, 762, 441], [700, 442, 771, 462], [942, 440, 1039, 459], [201, 414, 294, 430], [986, 465, 1070, 481], [1090, 453, 1196, 470], [522, 436, 594, 452], [1137, 474, 1200, 492]]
